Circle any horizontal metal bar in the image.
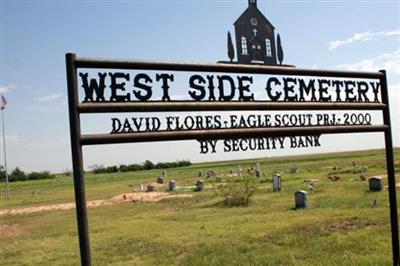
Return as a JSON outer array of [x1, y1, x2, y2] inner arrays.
[[74, 56, 382, 80], [78, 101, 386, 113], [80, 125, 388, 146]]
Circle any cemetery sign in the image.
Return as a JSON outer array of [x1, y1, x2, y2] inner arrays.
[[66, 55, 398, 265], [65, 1, 399, 265]]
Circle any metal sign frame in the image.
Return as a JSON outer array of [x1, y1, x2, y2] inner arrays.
[[66, 53, 399, 265]]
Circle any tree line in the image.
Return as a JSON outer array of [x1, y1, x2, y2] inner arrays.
[[0, 159, 192, 183], [0, 166, 55, 182], [89, 160, 192, 174]]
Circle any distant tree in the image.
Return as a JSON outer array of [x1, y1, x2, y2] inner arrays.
[[106, 166, 118, 173], [119, 164, 129, 172], [10, 167, 26, 182], [227, 31, 235, 62], [128, 164, 144, 171], [27, 171, 55, 181], [89, 164, 107, 174], [0, 165, 6, 181], [143, 160, 154, 170], [277, 34, 284, 65]]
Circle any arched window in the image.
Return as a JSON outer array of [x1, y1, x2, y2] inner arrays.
[[241, 37, 248, 55], [265, 39, 272, 57]]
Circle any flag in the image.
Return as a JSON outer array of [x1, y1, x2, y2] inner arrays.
[[1, 95, 7, 110]]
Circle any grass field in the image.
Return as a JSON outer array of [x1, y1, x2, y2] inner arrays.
[[1, 149, 399, 265]]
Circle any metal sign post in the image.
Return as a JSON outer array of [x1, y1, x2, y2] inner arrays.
[[380, 70, 399, 264], [66, 53, 399, 266], [66, 54, 91, 266]]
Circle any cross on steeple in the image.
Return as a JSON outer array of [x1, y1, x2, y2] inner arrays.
[[248, 0, 257, 8]]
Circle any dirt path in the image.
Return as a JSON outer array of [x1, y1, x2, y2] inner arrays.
[[0, 192, 192, 217]]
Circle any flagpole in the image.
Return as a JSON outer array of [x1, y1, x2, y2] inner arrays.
[[2, 107, 9, 200]]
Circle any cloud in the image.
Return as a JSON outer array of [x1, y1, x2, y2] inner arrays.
[[339, 48, 400, 74], [29, 105, 63, 113], [329, 29, 400, 50], [5, 135, 20, 142], [0, 85, 15, 93], [36, 93, 63, 102]]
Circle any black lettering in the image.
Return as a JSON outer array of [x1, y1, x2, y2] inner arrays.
[[199, 140, 209, 154], [224, 139, 232, 152], [344, 81, 357, 102], [79, 72, 107, 102], [314, 135, 321, 146], [122, 118, 133, 133], [110, 72, 130, 102], [218, 75, 236, 101], [206, 75, 216, 101], [237, 76, 254, 101], [266, 77, 282, 101], [111, 118, 121, 133], [318, 79, 332, 102], [156, 73, 174, 101], [298, 79, 316, 101], [189, 75, 206, 101], [357, 81, 369, 102], [332, 80, 343, 102], [283, 77, 298, 101], [133, 73, 152, 101], [370, 82, 381, 103]]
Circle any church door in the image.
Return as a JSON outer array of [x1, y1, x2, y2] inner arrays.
[[249, 37, 263, 62]]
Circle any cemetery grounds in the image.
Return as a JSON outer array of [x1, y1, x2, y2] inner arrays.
[[0, 148, 399, 265]]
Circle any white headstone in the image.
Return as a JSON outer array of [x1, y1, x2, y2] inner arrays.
[[237, 165, 242, 177], [307, 181, 314, 191]]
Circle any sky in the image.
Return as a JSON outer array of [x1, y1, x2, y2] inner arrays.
[[0, 0, 399, 173]]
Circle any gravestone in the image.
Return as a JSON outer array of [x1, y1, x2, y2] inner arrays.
[[360, 170, 367, 181], [147, 185, 155, 192], [307, 180, 314, 191], [369, 176, 383, 192], [157, 176, 164, 184], [168, 180, 176, 191], [207, 171, 215, 178], [247, 167, 253, 175], [237, 165, 242, 177], [273, 174, 281, 192], [255, 163, 261, 177], [194, 180, 204, 192], [289, 167, 299, 174], [295, 190, 308, 209]]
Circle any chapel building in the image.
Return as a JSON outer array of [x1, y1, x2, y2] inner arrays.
[[234, 0, 278, 65]]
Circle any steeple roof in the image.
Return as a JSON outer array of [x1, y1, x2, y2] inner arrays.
[[234, 2, 275, 30]]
